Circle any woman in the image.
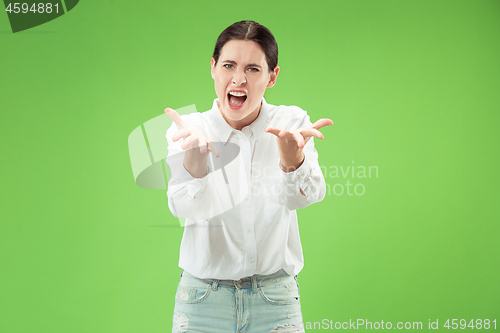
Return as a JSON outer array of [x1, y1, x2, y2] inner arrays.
[[165, 20, 333, 333]]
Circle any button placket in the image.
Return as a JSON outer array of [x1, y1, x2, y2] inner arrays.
[[239, 131, 257, 275]]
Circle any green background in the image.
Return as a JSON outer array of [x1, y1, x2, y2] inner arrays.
[[1, 0, 499, 332]]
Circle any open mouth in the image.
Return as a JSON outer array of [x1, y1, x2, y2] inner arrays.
[[227, 91, 247, 109]]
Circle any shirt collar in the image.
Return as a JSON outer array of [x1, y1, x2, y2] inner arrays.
[[208, 97, 270, 145]]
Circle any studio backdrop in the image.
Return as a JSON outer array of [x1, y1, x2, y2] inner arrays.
[[1, 0, 499, 332]]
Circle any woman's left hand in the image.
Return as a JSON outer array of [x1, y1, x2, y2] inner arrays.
[[265, 118, 333, 172]]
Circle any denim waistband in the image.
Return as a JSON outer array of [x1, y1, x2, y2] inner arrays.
[[181, 269, 293, 290]]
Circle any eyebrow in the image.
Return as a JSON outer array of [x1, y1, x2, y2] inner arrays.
[[221, 60, 262, 68]]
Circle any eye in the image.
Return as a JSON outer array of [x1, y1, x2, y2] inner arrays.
[[248, 67, 260, 72], [223, 64, 234, 69]]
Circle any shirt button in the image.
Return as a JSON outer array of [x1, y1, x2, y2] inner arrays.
[[249, 258, 255, 263], [246, 228, 251, 233]]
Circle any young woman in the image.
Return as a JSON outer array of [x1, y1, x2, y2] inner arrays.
[[165, 20, 333, 333]]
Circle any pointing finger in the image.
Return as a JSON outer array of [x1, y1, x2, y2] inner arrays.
[[164, 108, 187, 129]]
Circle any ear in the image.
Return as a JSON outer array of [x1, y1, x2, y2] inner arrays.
[[211, 57, 216, 79], [266, 66, 280, 88]]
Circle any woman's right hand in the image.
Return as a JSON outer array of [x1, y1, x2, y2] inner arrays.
[[164, 108, 219, 178]]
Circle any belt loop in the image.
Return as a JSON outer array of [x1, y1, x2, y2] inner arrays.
[[211, 279, 219, 291], [251, 275, 258, 294]]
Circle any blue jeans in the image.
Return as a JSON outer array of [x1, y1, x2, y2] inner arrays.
[[172, 269, 305, 333]]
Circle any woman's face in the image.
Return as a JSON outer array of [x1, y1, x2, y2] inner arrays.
[[211, 39, 279, 130]]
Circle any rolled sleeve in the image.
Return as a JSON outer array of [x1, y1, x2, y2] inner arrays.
[[279, 140, 326, 210], [166, 174, 210, 219], [185, 173, 209, 198]]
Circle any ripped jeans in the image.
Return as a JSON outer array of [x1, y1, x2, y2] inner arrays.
[[172, 269, 305, 333]]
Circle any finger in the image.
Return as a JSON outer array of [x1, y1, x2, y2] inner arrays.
[[164, 108, 187, 129], [198, 138, 214, 156], [311, 118, 334, 130], [207, 141, 220, 158], [198, 137, 208, 154], [293, 131, 305, 148], [278, 130, 292, 138], [265, 127, 282, 137], [172, 128, 191, 142], [300, 128, 324, 140], [181, 135, 199, 150]]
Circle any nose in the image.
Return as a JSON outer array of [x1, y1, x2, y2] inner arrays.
[[232, 68, 246, 86]]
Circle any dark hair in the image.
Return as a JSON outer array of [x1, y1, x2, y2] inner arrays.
[[213, 21, 278, 72]]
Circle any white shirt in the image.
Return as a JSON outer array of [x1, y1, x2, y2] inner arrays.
[[165, 98, 326, 280]]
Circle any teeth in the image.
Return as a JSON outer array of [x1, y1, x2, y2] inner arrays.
[[229, 91, 246, 97]]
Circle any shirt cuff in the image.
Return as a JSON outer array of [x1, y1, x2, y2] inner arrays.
[[184, 165, 210, 199], [279, 155, 312, 191]]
